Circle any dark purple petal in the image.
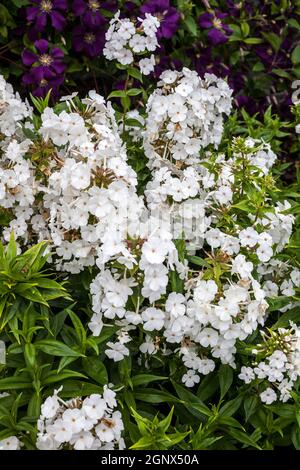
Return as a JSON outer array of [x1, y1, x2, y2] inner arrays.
[[29, 65, 45, 82], [207, 28, 229, 45], [140, 0, 170, 14], [32, 86, 48, 97], [22, 49, 38, 66], [51, 62, 66, 74], [216, 11, 228, 20], [26, 6, 39, 21], [53, 0, 68, 10], [35, 12, 47, 31], [34, 39, 49, 54], [51, 48, 64, 60], [198, 12, 214, 29], [159, 18, 180, 38], [72, 0, 86, 15], [223, 24, 233, 35], [22, 72, 35, 85], [50, 10, 66, 30], [84, 10, 107, 28]]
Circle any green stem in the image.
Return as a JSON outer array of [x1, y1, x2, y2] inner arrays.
[[122, 71, 130, 135]]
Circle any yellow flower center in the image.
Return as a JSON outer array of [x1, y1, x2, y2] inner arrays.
[[212, 18, 222, 30], [84, 33, 96, 44], [41, 0, 53, 12], [88, 0, 100, 11], [39, 54, 53, 66]]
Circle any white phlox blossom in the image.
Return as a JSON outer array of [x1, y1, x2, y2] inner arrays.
[[0, 75, 31, 136], [0, 436, 22, 450], [238, 325, 300, 404], [103, 11, 160, 75], [36, 387, 125, 450], [144, 68, 233, 170], [0, 79, 144, 273], [0, 73, 297, 395]]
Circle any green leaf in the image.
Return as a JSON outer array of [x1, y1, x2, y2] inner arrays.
[[267, 404, 295, 419], [126, 88, 142, 97], [67, 309, 86, 346], [219, 364, 233, 399], [157, 406, 174, 433], [134, 389, 182, 404], [131, 374, 168, 387], [6, 232, 17, 262], [241, 22, 250, 37], [292, 45, 300, 65], [19, 287, 48, 306], [125, 118, 143, 128], [288, 19, 300, 30], [57, 355, 77, 373], [244, 395, 259, 421], [24, 343, 36, 369], [27, 393, 41, 418], [82, 357, 108, 384], [35, 339, 84, 357], [0, 375, 32, 391], [262, 32, 281, 52], [272, 69, 290, 79], [272, 307, 300, 329], [42, 369, 87, 384], [232, 200, 254, 212], [197, 372, 219, 401], [108, 90, 126, 99], [218, 416, 245, 430], [123, 389, 136, 410], [187, 255, 210, 268], [162, 431, 190, 447], [219, 395, 243, 417], [34, 278, 65, 290], [12, 0, 30, 7], [268, 296, 292, 313], [172, 381, 211, 418], [185, 16, 198, 37], [227, 428, 261, 449], [130, 436, 154, 450], [127, 67, 143, 82], [243, 37, 263, 44], [292, 426, 300, 450]]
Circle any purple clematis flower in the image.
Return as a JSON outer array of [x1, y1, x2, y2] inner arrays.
[[72, 25, 106, 58], [72, 0, 108, 28], [27, 0, 68, 32], [22, 39, 66, 97], [198, 11, 232, 45], [140, 0, 180, 39], [193, 46, 229, 78], [23, 73, 64, 98], [153, 45, 182, 78]]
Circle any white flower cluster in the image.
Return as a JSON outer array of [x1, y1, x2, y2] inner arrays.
[[36, 386, 124, 450], [0, 75, 31, 137], [144, 68, 232, 170], [86, 69, 296, 390], [239, 325, 300, 404], [0, 81, 145, 273], [259, 259, 300, 311], [0, 436, 22, 450], [88, 222, 182, 361], [0, 73, 297, 396], [103, 11, 160, 75]]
